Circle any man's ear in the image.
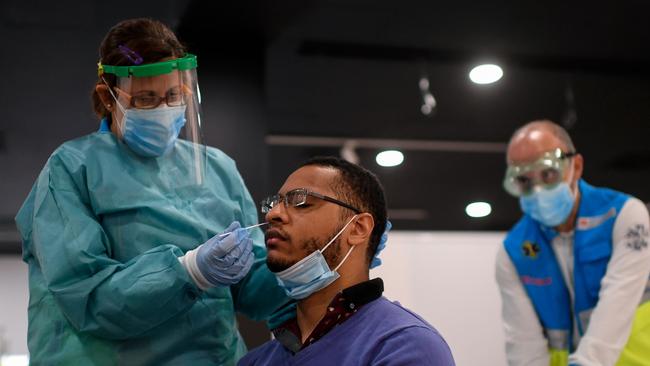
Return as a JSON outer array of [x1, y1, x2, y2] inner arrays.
[[572, 153, 584, 189], [347, 213, 374, 247]]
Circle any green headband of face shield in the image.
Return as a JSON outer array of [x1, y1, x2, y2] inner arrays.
[[97, 54, 197, 77], [503, 148, 577, 197]]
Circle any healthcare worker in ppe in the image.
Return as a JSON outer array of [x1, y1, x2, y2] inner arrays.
[[15, 18, 292, 365], [496, 120, 650, 366]]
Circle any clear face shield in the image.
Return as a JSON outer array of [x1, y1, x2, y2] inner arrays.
[[503, 148, 577, 197], [98, 54, 206, 185]]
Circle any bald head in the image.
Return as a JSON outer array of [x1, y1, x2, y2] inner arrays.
[[507, 120, 575, 164]]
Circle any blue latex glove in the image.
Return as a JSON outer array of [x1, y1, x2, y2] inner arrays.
[[194, 221, 254, 287], [370, 220, 392, 269]]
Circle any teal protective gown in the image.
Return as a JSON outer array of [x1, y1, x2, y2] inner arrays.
[[15, 120, 293, 365]]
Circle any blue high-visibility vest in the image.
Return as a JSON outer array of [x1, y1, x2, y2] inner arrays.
[[504, 180, 629, 358]]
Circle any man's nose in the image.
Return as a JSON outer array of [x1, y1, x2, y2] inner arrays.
[[265, 201, 288, 223]]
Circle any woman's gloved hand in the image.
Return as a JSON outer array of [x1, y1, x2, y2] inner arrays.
[[181, 221, 254, 289]]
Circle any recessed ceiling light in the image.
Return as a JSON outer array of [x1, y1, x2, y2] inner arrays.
[[376, 150, 404, 167], [469, 64, 503, 84], [465, 201, 492, 218]]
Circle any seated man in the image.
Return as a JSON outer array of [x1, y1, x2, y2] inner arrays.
[[239, 156, 455, 365]]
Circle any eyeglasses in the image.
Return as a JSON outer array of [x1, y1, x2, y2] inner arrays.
[[503, 148, 577, 197], [114, 86, 187, 109], [260, 188, 361, 214]]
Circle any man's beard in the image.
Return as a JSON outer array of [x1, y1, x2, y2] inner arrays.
[[266, 233, 342, 273]]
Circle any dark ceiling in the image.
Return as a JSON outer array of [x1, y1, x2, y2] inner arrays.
[[179, 0, 650, 231]]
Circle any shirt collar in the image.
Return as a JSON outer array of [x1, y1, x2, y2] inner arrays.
[[342, 277, 384, 304], [272, 278, 384, 354]]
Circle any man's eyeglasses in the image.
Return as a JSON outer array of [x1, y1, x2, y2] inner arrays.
[[260, 188, 361, 214]]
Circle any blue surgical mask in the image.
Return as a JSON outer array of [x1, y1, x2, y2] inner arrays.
[[121, 105, 187, 157], [274, 215, 358, 300], [520, 182, 575, 227]]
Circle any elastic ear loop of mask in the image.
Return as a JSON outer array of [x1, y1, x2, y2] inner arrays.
[[565, 158, 577, 198], [320, 214, 359, 271], [101, 76, 127, 115]]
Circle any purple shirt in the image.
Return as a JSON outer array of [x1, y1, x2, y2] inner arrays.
[[238, 296, 455, 366]]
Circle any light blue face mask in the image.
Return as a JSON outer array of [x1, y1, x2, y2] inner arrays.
[[105, 81, 188, 158], [274, 215, 358, 300], [519, 182, 575, 227], [121, 105, 187, 157]]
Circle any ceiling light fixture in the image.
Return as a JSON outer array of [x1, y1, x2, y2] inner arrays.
[[469, 64, 503, 84], [418, 76, 437, 116], [376, 150, 404, 167], [465, 201, 492, 218]]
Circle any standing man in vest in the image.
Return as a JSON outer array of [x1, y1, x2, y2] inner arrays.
[[496, 120, 650, 366]]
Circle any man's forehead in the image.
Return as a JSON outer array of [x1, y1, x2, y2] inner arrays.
[[507, 129, 564, 164], [279, 165, 339, 194]]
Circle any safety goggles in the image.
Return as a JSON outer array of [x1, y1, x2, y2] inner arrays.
[[260, 188, 361, 214], [503, 148, 577, 197]]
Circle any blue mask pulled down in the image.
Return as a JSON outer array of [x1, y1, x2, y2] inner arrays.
[[519, 182, 575, 227], [122, 105, 187, 157], [274, 215, 358, 300]]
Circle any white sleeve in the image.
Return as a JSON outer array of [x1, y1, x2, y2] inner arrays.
[[496, 245, 550, 366], [570, 197, 650, 366]]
